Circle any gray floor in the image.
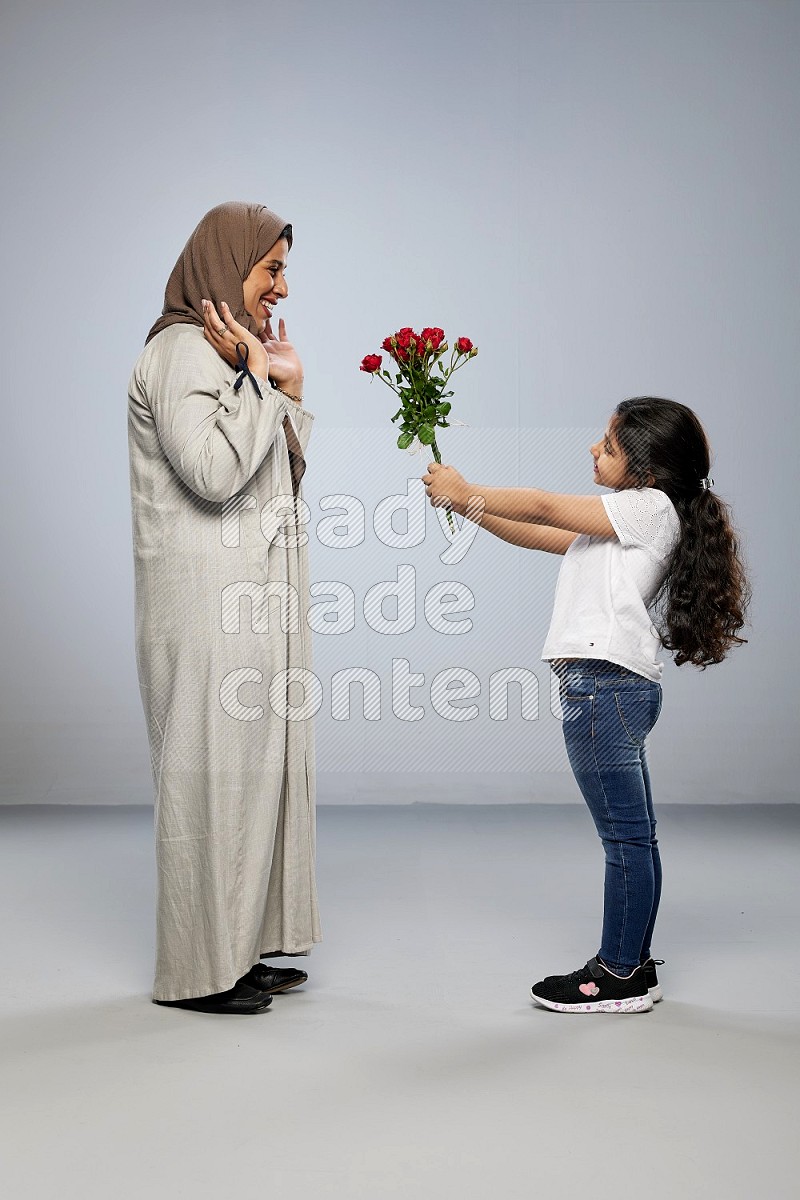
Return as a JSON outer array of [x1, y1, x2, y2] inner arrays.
[[0, 804, 798, 1199]]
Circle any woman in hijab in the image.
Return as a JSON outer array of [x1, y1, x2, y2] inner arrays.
[[128, 201, 321, 1014]]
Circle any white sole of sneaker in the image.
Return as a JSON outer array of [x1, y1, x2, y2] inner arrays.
[[649, 985, 663, 1003], [530, 990, 654, 1013]]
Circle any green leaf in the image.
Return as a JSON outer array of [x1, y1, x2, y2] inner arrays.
[[397, 431, 415, 450], [439, 402, 451, 416], [417, 425, 435, 445]]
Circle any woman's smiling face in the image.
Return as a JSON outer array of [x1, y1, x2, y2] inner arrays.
[[242, 236, 290, 333]]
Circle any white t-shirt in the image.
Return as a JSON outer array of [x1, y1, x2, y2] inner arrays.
[[540, 487, 682, 681]]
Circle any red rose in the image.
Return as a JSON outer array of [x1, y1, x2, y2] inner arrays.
[[394, 327, 419, 350], [420, 327, 445, 351], [382, 328, 419, 362], [455, 337, 473, 355], [360, 354, 383, 374]]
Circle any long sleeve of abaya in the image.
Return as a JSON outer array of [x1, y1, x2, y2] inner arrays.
[[137, 324, 302, 503]]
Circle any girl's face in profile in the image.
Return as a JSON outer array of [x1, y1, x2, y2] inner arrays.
[[242, 236, 290, 333], [590, 418, 635, 490]]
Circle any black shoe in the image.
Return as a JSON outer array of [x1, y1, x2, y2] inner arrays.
[[641, 957, 665, 1003], [239, 963, 309, 994], [154, 980, 273, 1013], [530, 956, 653, 1013]]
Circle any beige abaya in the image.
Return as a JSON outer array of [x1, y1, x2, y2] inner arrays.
[[127, 313, 320, 1002]]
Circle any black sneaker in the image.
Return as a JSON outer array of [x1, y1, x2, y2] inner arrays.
[[530, 956, 653, 1013], [641, 957, 665, 1003]]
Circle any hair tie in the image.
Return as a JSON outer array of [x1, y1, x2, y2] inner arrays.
[[699, 476, 714, 491]]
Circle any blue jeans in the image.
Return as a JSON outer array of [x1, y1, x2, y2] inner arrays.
[[555, 658, 664, 975]]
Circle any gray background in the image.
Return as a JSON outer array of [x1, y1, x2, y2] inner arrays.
[[1, 0, 796, 804]]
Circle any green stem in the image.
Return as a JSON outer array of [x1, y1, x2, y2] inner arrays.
[[431, 435, 456, 534], [441, 355, 470, 385], [375, 373, 403, 398]]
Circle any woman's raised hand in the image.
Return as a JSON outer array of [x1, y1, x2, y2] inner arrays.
[[201, 299, 270, 381], [259, 316, 305, 396]]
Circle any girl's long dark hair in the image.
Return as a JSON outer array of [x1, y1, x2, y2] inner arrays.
[[612, 397, 752, 669]]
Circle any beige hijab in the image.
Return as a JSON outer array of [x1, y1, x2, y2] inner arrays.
[[145, 200, 292, 345]]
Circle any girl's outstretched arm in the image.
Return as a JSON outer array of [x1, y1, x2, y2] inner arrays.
[[471, 511, 579, 555], [422, 464, 617, 539], [471, 484, 616, 537]]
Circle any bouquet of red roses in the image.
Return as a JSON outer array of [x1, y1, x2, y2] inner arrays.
[[360, 326, 478, 532]]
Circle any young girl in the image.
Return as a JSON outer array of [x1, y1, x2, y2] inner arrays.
[[422, 397, 751, 1014]]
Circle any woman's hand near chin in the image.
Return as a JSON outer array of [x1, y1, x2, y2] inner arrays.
[[260, 316, 304, 399], [201, 299, 270, 379]]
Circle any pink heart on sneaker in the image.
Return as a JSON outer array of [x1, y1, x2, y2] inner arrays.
[[579, 982, 600, 996]]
